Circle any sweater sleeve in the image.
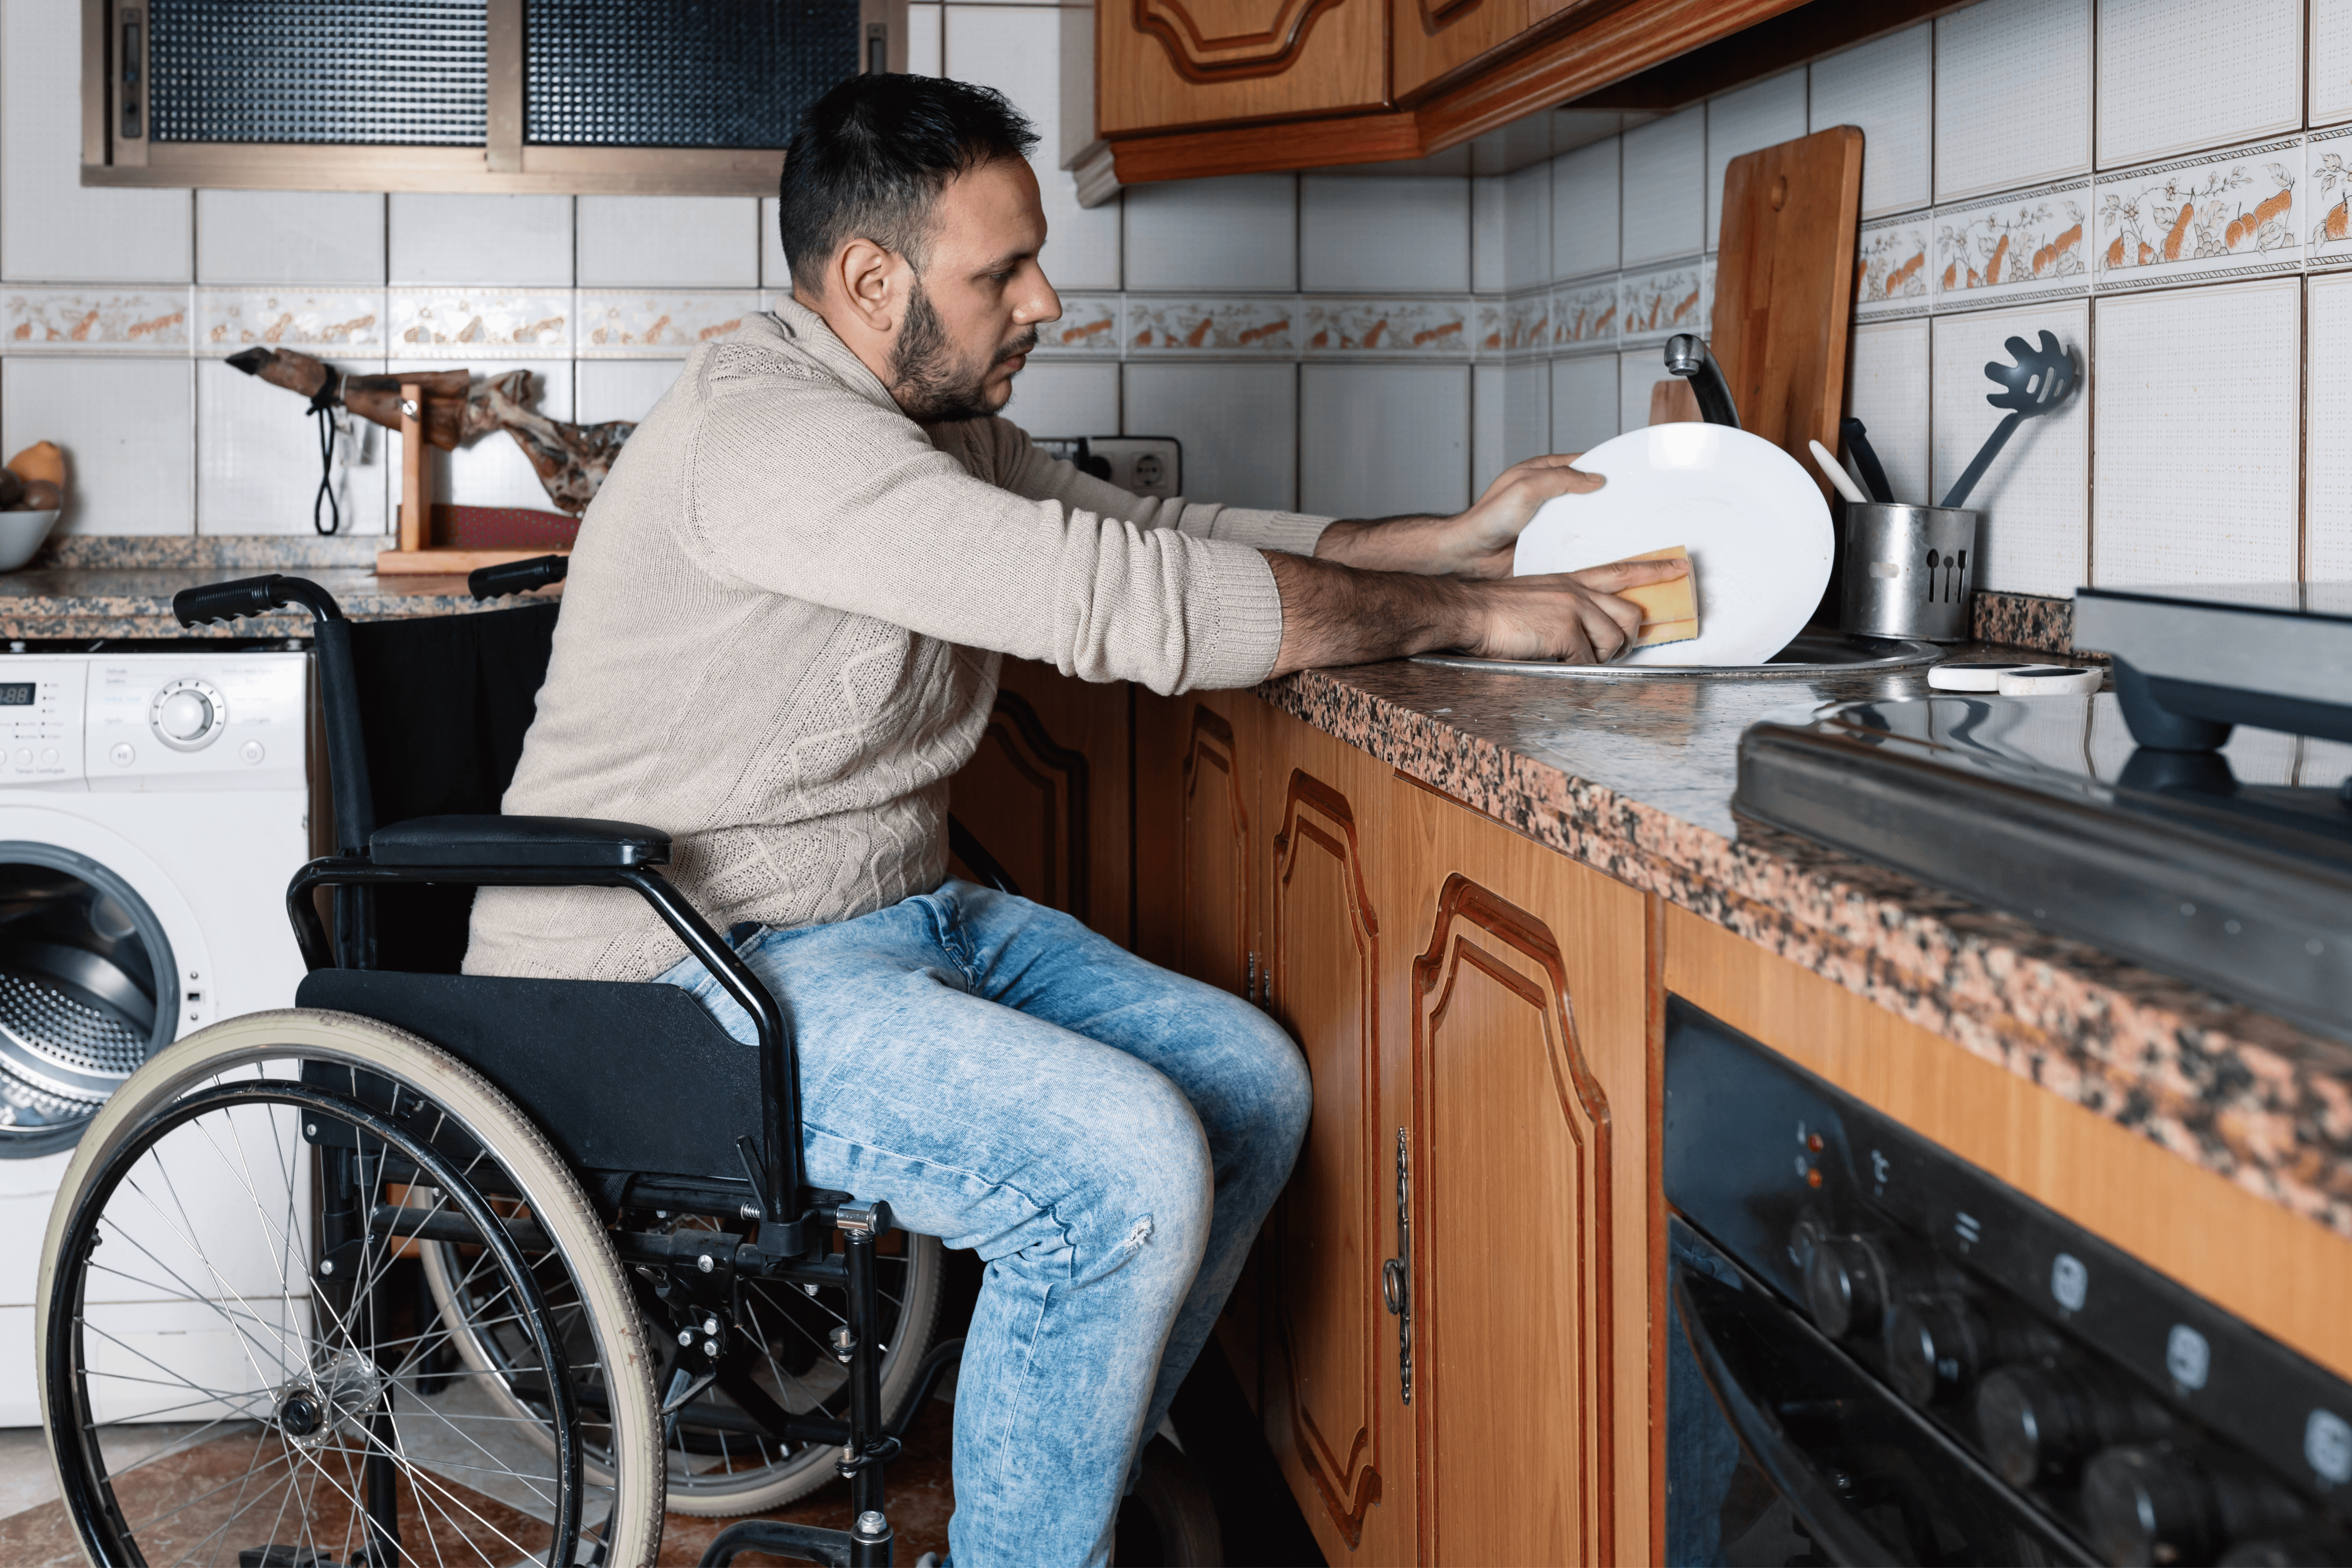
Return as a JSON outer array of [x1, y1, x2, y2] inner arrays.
[[681, 369, 1283, 693], [982, 418, 1334, 556]]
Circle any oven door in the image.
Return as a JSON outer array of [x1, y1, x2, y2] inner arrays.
[[1668, 1217, 2097, 1568]]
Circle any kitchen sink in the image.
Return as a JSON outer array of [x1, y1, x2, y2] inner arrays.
[[1408, 632, 1942, 680]]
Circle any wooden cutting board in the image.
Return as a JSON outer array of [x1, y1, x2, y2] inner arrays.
[[1710, 125, 1865, 502]]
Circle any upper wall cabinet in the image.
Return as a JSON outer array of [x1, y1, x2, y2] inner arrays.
[[82, 0, 905, 194], [1097, 0, 1389, 137]]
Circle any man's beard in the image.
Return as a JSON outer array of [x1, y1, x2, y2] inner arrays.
[[887, 279, 1036, 424]]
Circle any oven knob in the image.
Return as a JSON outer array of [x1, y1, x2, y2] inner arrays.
[[1977, 1363, 2175, 1489], [1804, 1232, 1893, 1340], [1884, 1293, 1989, 1407], [2082, 1445, 2310, 1568]]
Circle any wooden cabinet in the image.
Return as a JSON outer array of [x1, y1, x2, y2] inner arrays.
[[1095, 0, 1390, 139], [1134, 686, 1267, 995]]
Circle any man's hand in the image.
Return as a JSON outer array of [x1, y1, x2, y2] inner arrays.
[[1310, 453, 1605, 578], [1263, 551, 1689, 676]]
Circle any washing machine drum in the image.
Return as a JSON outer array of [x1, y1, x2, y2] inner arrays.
[[0, 852, 173, 1158]]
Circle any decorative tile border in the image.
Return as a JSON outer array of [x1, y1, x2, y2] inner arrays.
[[577, 291, 759, 355], [1854, 215, 1932, 320], [1038, 295, 1120, 354], [2, 286, 190, 352], [1551, 280, 1618, 349], [2094, 137, 2305, 294], [1935, 179, 2092, 311], [1618, 260, 1709, 343], [1301, 298, 1471, 354], [388, 290, 571, 357], [195, 288, 384, 354], [1126, 297, 1295, 353], [2307, 129, 2352, 272]]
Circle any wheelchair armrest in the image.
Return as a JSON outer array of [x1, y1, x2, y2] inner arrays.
[[370, 814, 671, 869]]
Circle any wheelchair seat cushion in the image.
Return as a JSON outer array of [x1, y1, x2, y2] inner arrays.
[[372, 813, 671, 869]]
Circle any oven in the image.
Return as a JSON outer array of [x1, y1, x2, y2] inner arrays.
[[1662, 996, 2352, 1566]]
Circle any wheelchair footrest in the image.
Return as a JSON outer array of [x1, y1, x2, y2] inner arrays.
[[698, 1517, 879, 1568]]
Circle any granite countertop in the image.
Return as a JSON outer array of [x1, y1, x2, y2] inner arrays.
[[0, 536, 541, 638], [1263, 634, 2352, 1244]]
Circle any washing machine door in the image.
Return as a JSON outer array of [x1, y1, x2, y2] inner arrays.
[[0, 822, 200, 1159]]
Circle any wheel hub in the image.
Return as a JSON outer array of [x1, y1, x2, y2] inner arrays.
[[275, 1350, 384, 1452]]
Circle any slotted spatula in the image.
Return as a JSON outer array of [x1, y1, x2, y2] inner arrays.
[[1939, 331, 2078, 509]]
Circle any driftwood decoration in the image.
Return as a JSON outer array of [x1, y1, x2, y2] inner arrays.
[[224, 346, 636, 517]]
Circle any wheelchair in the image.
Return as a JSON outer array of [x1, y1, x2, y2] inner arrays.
[[36, 557, 982, 1567]]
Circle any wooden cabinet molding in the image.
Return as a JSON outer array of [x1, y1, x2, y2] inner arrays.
[[1268, 767, 1389, 1546], [1133, 0, 1354, 80], [1410, 871, 1618, 1565], [1180, 701, 1257, 998]]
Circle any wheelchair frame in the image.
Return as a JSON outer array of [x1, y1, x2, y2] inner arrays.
[[156, 561, 954, 1568]]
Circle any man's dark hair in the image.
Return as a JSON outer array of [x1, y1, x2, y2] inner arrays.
[[780, 74, 1039, 296]]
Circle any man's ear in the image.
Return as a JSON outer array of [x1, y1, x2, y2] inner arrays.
[[835, 238, 904, 334]]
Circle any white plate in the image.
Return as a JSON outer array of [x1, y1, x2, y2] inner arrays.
[[1511, 423, 1833, 666]]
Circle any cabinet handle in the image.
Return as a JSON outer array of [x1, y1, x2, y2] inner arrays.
[[1385, 1126, 1413, 1405]]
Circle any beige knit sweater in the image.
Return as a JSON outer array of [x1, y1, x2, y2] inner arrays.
[[465, 302, 1328, 983]]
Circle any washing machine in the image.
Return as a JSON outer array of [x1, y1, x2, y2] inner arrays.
[[0, 649, 312, 1425]]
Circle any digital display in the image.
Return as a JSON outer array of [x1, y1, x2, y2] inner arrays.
[[0, 684, 35, 706]]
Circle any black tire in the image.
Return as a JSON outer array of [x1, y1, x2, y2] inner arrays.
[[1116, 1434, 1227, 1567]]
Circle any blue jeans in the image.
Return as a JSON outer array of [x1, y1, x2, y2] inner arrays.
[[654, 879, 1311, 1567]]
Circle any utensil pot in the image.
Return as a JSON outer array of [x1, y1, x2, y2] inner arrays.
[[1838, 503, 1981, 643]]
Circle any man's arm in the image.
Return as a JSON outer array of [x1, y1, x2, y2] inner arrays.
[[1314, 453, 1604, 578], [1262, 550, 1689, 675]]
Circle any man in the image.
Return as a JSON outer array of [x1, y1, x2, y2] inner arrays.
[[466, 71, 1683, 1565]]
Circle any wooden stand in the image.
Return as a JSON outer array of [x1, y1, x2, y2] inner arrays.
[[375, 381, 573, 577]]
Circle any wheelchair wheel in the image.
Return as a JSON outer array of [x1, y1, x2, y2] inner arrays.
[[37, 1009, 664, 1567], [425, 1186, 946, 1515]]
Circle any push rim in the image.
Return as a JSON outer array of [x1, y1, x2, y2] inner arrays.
[[45, 1077, 586, 1566]]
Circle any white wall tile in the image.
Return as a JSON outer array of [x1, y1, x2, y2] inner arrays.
[[1473, 363, 1507, 496], [1935, 0, 2093, 203], [1551, 138, 1620, 281], [388, 194, 573, 287], [1122, 362, 1295, 510], [761, 198, 791, 291], [577, 197, 760, 289], [1500, 162, 1551, 292], [1004, 361, 1121, 438], [3, 358, 193, 535], [945, 4, 1121, 292], [1705, 70, 1808, 251], [908, 2, 944, 74], [2091, 279, 2300, 584], [1621, 106, 1704, 266], [2318, 0, 2352, 127], [388, 361, 578, 515], [1929, 302, 2090, 595], [1299, 364, 1468, 518], [1845, 319, 1930, 506], [1501, 360, 1551, 470], [2096, 0, 2300, 168], [576, 360, 689, 426], [1809, 25, 1933, 218], [197, 357, 388, 536], [2310, 274, 2352, 578], [2, 0, 191, 283], [1124, 176, 1295, 292], [1300, 178, 1468, 292], [1471, 177, 1508, 293], [196, 192, 384, 286], [1616, 349, 1658, 438]]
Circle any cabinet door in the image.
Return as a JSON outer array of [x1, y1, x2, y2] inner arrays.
[[1390, 0, 1529, 103], [1096, 0, 1388, 138], [1393, 777, 1655, 1567], [947, 659, 1134, 946], [1260, 715, 1415, 1563], [1135, 689, 1264, 997]]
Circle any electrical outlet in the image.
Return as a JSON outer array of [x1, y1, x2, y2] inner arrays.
[[1032, 436, 1183, 499]]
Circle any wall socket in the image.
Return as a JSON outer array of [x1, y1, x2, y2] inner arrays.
[[1032, 436, 1183, 499]]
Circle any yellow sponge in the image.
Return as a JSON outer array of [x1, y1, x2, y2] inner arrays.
[[1609, 545, 1698, 647]]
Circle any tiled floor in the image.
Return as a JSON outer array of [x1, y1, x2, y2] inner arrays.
[[0, 1395, 956, 1565]]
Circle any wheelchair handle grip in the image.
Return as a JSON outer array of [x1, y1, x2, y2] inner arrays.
[[173, 573, 346, 628], [468, 554, 569, 601]]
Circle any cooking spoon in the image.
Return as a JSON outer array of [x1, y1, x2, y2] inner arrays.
[[1939, 331, 2078, 509]]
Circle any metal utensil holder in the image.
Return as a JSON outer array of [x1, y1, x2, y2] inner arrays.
[[1838, 503, 1982, 643]]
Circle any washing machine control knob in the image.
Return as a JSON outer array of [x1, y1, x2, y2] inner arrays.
[[150, 678, 225, 751]]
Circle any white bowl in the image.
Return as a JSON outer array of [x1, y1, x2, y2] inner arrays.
[[0, 510, 58, 572]]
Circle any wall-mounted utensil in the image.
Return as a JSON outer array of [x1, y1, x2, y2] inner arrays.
[[1808, 439, 1869, 504], [1838, 416, 1893, 503], [1664, 334, 1741, 429], [1939, 331, 2078, 509]]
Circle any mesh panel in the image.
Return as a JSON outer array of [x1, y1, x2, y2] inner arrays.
[[149, 0, 488, 145], [0, 972, 145, 1085], [526, 0, 860, 148]]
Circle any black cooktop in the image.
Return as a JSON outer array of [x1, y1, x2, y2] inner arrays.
[[1735, 693, 2352, 1041]]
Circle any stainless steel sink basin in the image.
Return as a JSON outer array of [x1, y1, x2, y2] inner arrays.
[[1408, 633, 1943, 680]]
